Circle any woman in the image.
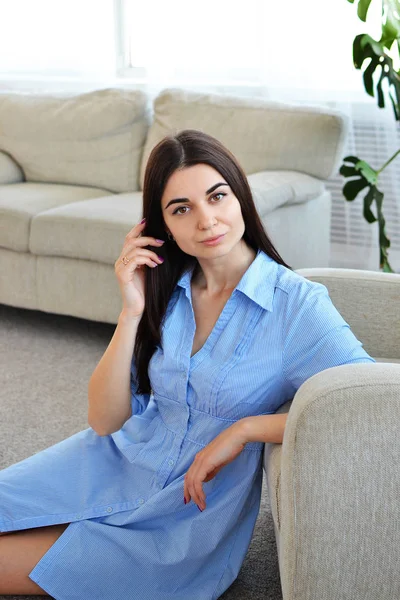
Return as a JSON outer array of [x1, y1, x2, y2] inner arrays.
[[0, 129, 375, 599]]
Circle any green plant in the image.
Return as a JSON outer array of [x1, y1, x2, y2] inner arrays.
[[340, 0, 400, 272]]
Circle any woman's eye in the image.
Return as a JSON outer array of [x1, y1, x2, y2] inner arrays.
[[172, 206, 189, 215], [212, 192, 225, 201], [172, 192, 226, 216]]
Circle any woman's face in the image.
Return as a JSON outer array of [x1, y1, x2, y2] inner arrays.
[[160, 163, 245, 259]]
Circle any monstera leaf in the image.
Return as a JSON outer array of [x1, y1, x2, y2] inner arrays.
[[353, 33, 400, 119], [340, 156, 393, 272], [348, 1, 400, 120]]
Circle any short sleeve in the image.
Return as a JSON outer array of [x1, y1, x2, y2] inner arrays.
[[130, 358, 151, 416], [283, 282, 376, 397]]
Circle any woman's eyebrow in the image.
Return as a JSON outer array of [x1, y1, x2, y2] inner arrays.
[[164, 182, 229, 209]]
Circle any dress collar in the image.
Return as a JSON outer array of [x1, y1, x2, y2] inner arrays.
[[176, 249, 278, 312]]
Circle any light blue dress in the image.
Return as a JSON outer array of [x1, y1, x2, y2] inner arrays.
[[0, 249, 376, 599]]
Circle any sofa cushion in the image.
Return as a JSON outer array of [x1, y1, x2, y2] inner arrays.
[[247, 170, 325, 215], [30, 192, 143, 265], [0, 89, 150, 193], [27, 171, 324, 265], [139, 87, 346, 188], [0, 182, 111, 252], [0, 151, 24, 184]]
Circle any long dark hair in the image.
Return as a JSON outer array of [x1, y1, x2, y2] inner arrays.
[[134, 129, 293, 394]]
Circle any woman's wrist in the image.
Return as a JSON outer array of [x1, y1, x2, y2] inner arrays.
[[119, 308, 143, 323]]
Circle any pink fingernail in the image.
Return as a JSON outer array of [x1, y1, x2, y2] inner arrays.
[[184, 497, 187, 504], [198, 506, 203, 512], [140, 218, 146, 224]]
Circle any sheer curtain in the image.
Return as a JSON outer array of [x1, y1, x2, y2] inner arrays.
[[0, 0, 115, 78], [121, 0, 380, 102], [0, 0, 381, 101]]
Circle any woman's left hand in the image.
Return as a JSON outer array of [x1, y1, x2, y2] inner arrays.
[[183, 421, 248, 511]]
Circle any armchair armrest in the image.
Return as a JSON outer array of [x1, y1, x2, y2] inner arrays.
[[0, 151, 24, 184], [279, 362, 400, 600]]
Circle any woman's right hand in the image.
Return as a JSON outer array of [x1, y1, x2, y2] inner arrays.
[[114, 220, 165, 317]]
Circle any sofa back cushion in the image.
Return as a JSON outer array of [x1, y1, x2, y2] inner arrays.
[[0, 88, 150, 193], [139, 87, 347, 189]]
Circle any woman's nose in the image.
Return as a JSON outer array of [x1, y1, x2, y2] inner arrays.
[[197, 207, 217, 229]]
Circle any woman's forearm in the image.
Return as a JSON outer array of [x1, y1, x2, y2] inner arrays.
[[88, 309, 141, 436], [239, 413, 289, 444]]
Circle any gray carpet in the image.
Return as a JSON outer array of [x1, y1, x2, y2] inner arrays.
[[0, 303, 282, 600]]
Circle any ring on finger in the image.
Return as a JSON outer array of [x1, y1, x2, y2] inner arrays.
[[121, 256, 130, 265]]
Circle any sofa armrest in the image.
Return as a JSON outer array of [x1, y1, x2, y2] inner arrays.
[[0, 151, 24, 184], [295, 267, 400, 361], [278, 362, 400, 600], [247, 170, 326, 216]]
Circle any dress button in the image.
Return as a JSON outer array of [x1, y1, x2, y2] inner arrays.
[[138, 498, 145, 505], [76, 514, 82, 519], [168, 459, 174, 466], [106, 507, 113, 513]]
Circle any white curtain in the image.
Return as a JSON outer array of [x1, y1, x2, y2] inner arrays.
[[119, 0, 386, 102]]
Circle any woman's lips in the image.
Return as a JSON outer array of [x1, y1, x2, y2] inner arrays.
[[201, 234, 225, 246]]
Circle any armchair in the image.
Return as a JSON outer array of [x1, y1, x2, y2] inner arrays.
[[264, 267, 400, 600]]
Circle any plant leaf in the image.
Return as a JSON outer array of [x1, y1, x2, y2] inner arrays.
[[353, 33, 400, 119], [376, 58, 389, 108], [357, 0, 373, 22], [343, 177, 369, 200], [356, 160, 379, 184], [353, 34, 367, 69], [363, 57, 377, 96], [389, 90, 400, 119], [363, 187, 377, 222], [339, 165, 358, 177], [380, 1, 400, 50], [343, 155, 361, 164]]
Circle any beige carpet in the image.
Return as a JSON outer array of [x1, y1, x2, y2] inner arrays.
[[0, 303, 282, 600]]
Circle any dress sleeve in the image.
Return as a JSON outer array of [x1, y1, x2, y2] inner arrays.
[[283, 282, 376, 397], [130, 358, 151, 416]]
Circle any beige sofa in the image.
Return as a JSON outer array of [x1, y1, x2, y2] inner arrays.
[[264, 267, 400, 600], [0, 86, 347, 324]]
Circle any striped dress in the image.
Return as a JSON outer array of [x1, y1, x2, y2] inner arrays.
[[0, 249, 375, 599]]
